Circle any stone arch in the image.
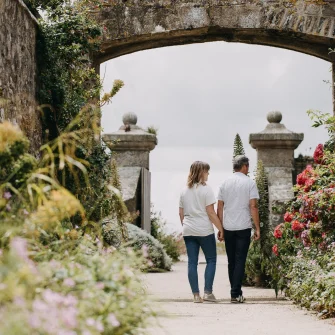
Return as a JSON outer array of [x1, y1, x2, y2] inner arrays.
[[93, 0, 335, 65]]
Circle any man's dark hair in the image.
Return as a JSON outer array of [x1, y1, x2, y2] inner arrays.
[[233, 155, 249, 171]]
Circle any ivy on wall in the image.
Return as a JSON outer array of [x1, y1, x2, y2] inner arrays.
[[22, 1, 127, 224]]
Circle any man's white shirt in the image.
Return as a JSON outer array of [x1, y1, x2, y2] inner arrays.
[[217, 172, 259, 231]]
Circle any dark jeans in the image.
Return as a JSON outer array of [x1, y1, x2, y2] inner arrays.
[[183, 234, 217, 294], [224, 228, 251, 298]]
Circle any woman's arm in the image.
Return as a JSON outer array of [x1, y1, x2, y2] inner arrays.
[[206, 204, 224, 239], [179, 207, 184, 225]]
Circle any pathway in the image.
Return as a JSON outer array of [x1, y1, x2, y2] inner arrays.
[[144, 255, 335, 335]]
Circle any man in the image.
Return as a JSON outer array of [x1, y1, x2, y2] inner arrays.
[[217, 155, 260, 303]]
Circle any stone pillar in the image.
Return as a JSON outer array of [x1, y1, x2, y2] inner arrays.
[[102, 113, 157, 233], [249, 112, 304, 227]]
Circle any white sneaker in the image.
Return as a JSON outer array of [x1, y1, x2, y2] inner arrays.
[[193, 294, 203, 303], [203, 292, 218, 302]]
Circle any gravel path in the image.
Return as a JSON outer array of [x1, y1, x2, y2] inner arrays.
[[144, 255, 335, 335]]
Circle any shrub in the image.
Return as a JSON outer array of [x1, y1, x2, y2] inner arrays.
[[0, 237, 154, 335], [245, 160, 283, 292], [270, 112, 335, 317], [101, 216, 124, 249], [126, 223, 172, 272], [150, 207, 183, 262]]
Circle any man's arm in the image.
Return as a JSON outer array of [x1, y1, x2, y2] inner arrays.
[[179, 207, 184, 225], [250, 199, 260, 240], [217, 200, 224, 225]]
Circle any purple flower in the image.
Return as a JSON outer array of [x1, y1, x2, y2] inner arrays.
[[142, 244, 149, 258], [3, 192, 11, 200], [107, 313, 121, 327], [29, 313, 41, 328], [11, 237, 28, 260], [86, 318, 95, 327], [63, 278, 76, 288], [96, 282, 105, 290], [95, 320, 104, 332]]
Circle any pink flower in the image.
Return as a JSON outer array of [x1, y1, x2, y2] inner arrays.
[[95, 320, 104, 332], [273, 224, 283, 239], [63, 278, 76, 287], [11, 237, 28, 260], [86, 318, 95, 327], [301, 230, 311, 247], [142, 244, 149, 258], [96, 282, 105, 290], [313, 144, 324, 164], [272, 244, 279, 256], [3, 192, 11, 200], [107, 313, 121, 327]]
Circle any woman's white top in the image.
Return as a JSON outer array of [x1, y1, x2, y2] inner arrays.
[[179, 184, 216, 236]]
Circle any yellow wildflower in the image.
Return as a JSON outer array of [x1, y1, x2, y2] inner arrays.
[[0, 121, 25, 152]]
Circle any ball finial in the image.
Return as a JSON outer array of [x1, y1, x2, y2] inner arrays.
[[267, 111, 282, 124], [122, 112, 137, 125]]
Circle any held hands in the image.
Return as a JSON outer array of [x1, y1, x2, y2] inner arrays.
[[217, 229, 224, 242]]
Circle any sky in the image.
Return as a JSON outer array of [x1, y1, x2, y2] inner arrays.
[[101, 42, 332, 233]]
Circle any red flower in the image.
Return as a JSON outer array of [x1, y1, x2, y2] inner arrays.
[[304, 178, 315, 192], [284, 212, 294, 223], [272, 244, 279, 256], [274, 224, 283, 239], [297, 172, 307, 186], [296, 165, 316, 187], [313, 144, 324, 164], [291, 220, 304, 232]]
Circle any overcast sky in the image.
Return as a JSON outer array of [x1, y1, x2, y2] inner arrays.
[[101, 42, 332, 233]]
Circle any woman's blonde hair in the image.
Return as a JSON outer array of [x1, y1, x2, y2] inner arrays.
[[187, 161, 210, 188]]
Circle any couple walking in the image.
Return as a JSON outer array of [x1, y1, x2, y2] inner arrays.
[[179, 155, 260, 303]]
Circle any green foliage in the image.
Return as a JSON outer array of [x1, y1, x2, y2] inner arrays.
[[255, 160, 270, 249], [24, 0, 67, 11], [269, 112, 335, 317], [101, 216, 124, 248], [232, 133, 246, 172], [36, 1, 102, 138], [146, 126, 158, 136], [150, 207, 183, 262], [0, 115, 154, 334], [285, 247, 335, 318], [0, 237, 154, 334], [245, 160, 284, 295], [127, 223, 172, 272], [233, 133, 245, 157]]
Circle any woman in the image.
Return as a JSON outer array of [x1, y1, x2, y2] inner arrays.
[[179, 161, 224, 303]]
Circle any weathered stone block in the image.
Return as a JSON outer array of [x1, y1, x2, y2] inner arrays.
[[0, 0, 42, 153]]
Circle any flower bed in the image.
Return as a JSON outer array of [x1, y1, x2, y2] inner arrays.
[[272, 141, 335, 317]]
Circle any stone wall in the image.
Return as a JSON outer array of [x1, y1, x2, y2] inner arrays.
[[0, 0, 41, 152]]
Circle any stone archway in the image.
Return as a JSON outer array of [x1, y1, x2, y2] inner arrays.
[[93, 0, 335, 64]]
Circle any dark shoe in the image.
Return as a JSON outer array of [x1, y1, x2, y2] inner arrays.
[[231, 295, 245, 303]]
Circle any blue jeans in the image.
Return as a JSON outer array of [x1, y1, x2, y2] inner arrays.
[[183, 234, 217, 294]]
